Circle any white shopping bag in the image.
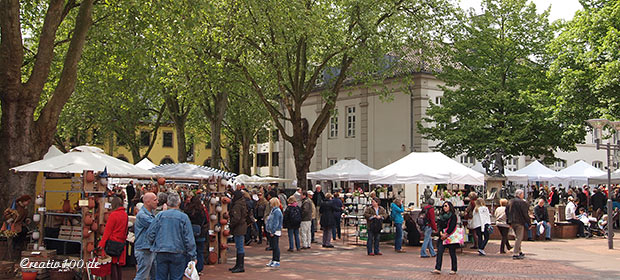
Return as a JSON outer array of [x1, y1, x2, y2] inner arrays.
[[184, 260, 200, 280]]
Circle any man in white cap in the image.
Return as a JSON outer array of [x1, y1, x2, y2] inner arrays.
[[307, 190, 318, 243]]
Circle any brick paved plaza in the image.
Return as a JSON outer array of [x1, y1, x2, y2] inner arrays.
[[180, 231, 620, 280]]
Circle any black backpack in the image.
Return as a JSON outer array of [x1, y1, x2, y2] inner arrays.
[[285, 206, 302, 228], [417, 208, 428, 227], [368, 218, 383, 234]]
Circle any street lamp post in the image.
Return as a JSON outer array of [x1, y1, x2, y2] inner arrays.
[[586, 119, 620, 250]]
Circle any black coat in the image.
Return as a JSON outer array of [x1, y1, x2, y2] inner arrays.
[[319, 200, 336, 228], [591, 192, 606, 211]]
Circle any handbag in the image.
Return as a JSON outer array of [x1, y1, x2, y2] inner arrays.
[[486, 224, 494, 235], [442, 227, 465, 245], [104, 239, 125, 257]]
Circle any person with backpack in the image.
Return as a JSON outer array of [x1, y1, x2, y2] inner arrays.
[[364, 197, 388, 256], [390, 198, 406, 253], [255, 192, 268, 245], [229, 190, 249, 273], [320, 193, 337, 248], [420, 199, 437, 258], [283, 196, 302, 251]]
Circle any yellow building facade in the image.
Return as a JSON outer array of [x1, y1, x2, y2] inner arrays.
[[97, 124, 227, 167]]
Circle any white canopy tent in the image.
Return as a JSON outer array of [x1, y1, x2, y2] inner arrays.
[[307, 159, 376, 181], [11, 145, 155, 177], [589, 169, 620, 184], [512, 160, 560, 183], [135, 158, 157, 170], [234, 174, 293, 185], [471, 162, 529, 183], [149, 163, 236, 180], [555, 160, 606, 186], [43, 145, 64, 159], [369, 152, 484, 185]]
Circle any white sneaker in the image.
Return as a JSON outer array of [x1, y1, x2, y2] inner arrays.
[[266, 260, 274, 267], [270, 261, 280, 268], [478, 249, 486, 256]]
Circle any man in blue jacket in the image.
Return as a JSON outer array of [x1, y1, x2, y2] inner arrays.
[[134, 192, 158, 280], [147, 192, 197, 279]]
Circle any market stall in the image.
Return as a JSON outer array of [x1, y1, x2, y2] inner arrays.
[[9, 146, 157, 279], [512, 160, 561, 184], [555, 160, 606, 186]]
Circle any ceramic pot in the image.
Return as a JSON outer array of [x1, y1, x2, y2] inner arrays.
[[98, 225, 105, 235], [221, 197, 231, 204], [35, 197, 44, 206], [219, 219, 228, 225], [208, 184, 217, 191], [215, 206, 222, 213], [21, 271, 37, 280], [86, 242, 94, 252], [220, 243, 228, 250], [222, 212, 229, 219], [222, 229, 230, 237], [33, 214, 40, 223], [208, 252, 218, 264], [209, 198, 217, 205], [210, 214, 217, 221], [83, 228, 91, 238], [157, 177, 166, 185], [214, 225, 221, 232], [32, 231, 40, 240], [85, 171, 95, 183], [84, 214, 93, 226], [91, 222, 98, 231], [62, 199, 71, 213], [88, 197, 95, 209]]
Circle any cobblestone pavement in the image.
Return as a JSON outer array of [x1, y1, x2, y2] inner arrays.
[[196, 231, 620, 280]]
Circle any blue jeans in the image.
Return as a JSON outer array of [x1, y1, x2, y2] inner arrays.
[[394, 223, 403, 250], [421, 226, 436, 257], [155, 252, 185, 280], [195, 241, 205, 272], [288, 228, 300, 250], [134, 249, 156, 280], [526, 223, 533, 239], [234, 235, 245, 254], [367, 231, 380, 254], [332, 216, 342, 239], [535, 221, 551, 239], [270, 235, 280, 261]]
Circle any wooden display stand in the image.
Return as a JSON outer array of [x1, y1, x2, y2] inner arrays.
[[206, 177, 230, 265]]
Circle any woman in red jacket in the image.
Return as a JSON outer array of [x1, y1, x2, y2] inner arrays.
[[98, 197, 128, 280]]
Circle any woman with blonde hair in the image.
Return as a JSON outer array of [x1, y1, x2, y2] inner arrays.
[[472, 198, 491, 256], [494, 199, 512, 254], [265, 197, 283, 267]]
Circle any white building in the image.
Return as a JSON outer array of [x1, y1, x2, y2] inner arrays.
[[251, 72, 615, 188]]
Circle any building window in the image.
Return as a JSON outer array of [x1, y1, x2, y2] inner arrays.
[[140, 131, 150, 147], [271, 152, 279, 167], [506, 157, 517, 167], [434, 96, 443, 105], [328, 158, 338, 166], [257, 153, 268, 167], [329, 110, 338, 139], [346, 106, 356, 138], [460, 155, 475, 164], [160, 157, 174, 165], [163, 132, 173, 147], [554, 160, 566, 169], [271, 129, 279, 141], [593, 161, 603, 170]]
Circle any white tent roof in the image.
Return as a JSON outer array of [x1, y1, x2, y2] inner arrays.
[[43, 145, 64, 159], [11, 145, 155, 177], [512, 160, 559, 181], [234, 174, 293, 185], [471, 162, 528, 183], [149, 163, 236, 179], [556, 160, 606, 183], [369, 152, 484, 185], [307, 159, 376, 181], [135, 158, 157, 170], [589, 169, 620, 184]]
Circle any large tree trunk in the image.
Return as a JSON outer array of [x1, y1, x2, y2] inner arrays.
[[240, 135, 251, 175], [0, 0, 95, 212], [174, 122, 187, 163], [209, 91, 228, 169]]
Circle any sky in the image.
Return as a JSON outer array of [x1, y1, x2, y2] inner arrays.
[[458, 0, 583, 21]]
